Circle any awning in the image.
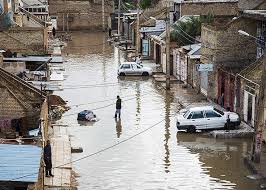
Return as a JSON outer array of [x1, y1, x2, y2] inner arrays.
[[0, 144, 42, 183]]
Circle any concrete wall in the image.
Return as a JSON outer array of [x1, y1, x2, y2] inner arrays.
[[49, 0, 113, 31], [0, 27, 48, 54], [2, 62, 25, 74], [238, 0, 266, 11], [181, 2, 238, 17], [201, 17, 257, 101]]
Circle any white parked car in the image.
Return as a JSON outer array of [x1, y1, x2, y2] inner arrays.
[[176, 106, 241, 132], [118, 62, 153, 76]]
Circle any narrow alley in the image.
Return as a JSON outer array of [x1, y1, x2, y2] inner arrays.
[[55, 32, 260, 190]]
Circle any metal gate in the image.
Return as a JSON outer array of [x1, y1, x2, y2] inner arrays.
[[200, 71, 208, 96]]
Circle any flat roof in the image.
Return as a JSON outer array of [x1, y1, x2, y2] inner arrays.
[[243, 10, 266, 20], [0, 144, 42, 183], [4, 56, 63, 63]]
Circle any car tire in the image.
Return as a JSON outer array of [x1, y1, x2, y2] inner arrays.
[[142, 72, 149, 76], [119, 72, 125, 76], [187, 126, 196, 133]]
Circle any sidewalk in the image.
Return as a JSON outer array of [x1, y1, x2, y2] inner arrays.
[[44, 126, 73, 190]]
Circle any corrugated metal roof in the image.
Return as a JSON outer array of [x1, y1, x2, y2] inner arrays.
[[140, 20, 166, 33], [0, 144, 42, 183]]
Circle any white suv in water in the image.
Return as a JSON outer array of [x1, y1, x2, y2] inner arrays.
[[118, 62, 153, 76], [176, 106, 241, 132]]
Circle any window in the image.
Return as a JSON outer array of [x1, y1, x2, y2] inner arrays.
[[191, 111, 204, 119], [183, 110, 190, 118], [187, 113, 193, 119], [205, 110, 221, 118], [214, 108, 224, 115], [121, 64, 131, 69], [33, 8, 37, 12]]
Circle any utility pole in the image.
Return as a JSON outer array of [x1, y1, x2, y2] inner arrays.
[[136, 0, 140, 56], [165, 1, 170, 90], [117, 0, 121, 38], [102, 0, 105, 31], [252, 56, 266, 163]]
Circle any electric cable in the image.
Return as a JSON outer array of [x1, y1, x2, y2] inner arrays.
[[68, 89, 154, 107], [6, 118, 167, 182], [62, 90, 153, 117]]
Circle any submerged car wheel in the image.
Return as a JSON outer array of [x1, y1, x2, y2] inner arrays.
[[142, 72, 149, 76], [119, 72, 125, 76], [187, 126, 196, 133]]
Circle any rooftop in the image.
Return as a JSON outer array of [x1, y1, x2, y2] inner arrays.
[[4, 56, 63, 63], [243, 10, 266, 21], [0, 144, 42, 183], [140, 20, 166, 33]]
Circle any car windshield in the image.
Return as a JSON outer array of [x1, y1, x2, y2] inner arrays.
[[183, 110, 190, 118], [214, 108, 224, 115]]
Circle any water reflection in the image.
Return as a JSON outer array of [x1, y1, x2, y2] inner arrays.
[[164, 91, 172, 173], [135, 82, 141, 124], [77, 120, 96, 127], [115, 118, 122, 138]]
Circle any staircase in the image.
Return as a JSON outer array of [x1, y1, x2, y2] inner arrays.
[[19, 6, 46, 27]]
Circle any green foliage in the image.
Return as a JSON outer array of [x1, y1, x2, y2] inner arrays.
[[122, 0, 152, 9], [171, 13, 214, 45], [140, 0, 152, 9]]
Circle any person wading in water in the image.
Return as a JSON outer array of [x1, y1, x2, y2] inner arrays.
[[115, 96, 122, 120]]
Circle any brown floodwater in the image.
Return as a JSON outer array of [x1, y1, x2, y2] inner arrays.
[[55, 32, 260, 190]]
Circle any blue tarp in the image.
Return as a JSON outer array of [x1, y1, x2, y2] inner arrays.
[[0, 144, 42, 182]]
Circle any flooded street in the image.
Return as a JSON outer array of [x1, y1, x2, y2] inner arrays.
[[56, 32, 258, 190]]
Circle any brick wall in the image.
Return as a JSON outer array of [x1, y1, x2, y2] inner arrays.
[[181, 2, 238, 17], [0, 27, 48, 54], [0, 68, 44, 136], [49, 0, 113, 31], [201, 17, 257, 101]]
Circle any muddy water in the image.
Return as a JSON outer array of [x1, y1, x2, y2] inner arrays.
[[56, 32, 258, 190]]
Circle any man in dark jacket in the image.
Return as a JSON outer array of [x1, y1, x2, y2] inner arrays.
[[44, 140, 54, 177], [115, 96, 122, 119]]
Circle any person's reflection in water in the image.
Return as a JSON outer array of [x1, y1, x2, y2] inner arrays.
[[115, 118, 122, 138]]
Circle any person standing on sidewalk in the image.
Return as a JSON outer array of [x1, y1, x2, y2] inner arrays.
[[44, 140, 54, 177], [115, 96, 122, 119], [52, 27, 56, 38], [136, 55, 142, 65]]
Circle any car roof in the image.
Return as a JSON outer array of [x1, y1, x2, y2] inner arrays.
[[121, 62, 136, 65], [188, 106, 215, 111]]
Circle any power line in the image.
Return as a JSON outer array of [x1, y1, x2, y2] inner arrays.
[[62, 90, 153, 117], [6, 118, 167, 182], [63, 84, 118, 90], [63, 82, 118, 88], [174, 24, 200, 43], [68, 89, 153, 107]]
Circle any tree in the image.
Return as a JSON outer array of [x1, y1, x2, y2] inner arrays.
[[171, 14, 214, 45]]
